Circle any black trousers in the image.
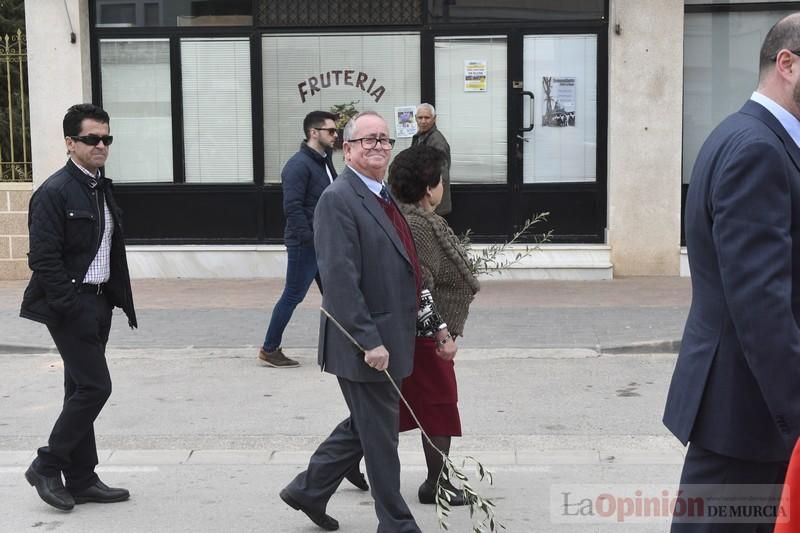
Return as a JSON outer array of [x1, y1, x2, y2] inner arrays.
[[671, 442, 788, 533], [284, 378, 421, 533], [34, 292, 113, 491]]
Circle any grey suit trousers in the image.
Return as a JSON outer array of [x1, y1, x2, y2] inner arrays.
[[285, 377, 421, 533]]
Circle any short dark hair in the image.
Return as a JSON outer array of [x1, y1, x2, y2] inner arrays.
[[303, 111, 337, 139], [759, 13, 800, 77], [63, 103, 110, 137], [388, 145, 445, 204]]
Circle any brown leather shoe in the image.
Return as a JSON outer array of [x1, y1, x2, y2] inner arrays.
[[258, 347, 300, 368]]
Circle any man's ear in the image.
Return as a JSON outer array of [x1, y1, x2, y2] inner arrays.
[[775, 49, 797, 79]]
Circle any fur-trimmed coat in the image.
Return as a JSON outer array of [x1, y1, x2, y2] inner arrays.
[[398, 203, 479, 337]]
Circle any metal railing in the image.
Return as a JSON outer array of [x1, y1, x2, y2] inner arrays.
[[1, 29, 31, 182]]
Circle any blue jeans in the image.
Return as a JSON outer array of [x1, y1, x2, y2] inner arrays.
[[263, 243, 321, 352]]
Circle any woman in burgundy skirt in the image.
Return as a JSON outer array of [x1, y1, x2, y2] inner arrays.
[[389, 144, 480, 506]]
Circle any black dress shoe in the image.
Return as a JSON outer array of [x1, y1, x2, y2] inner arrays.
[[280, 488, 339, 531], [418, 479, 467, 506], [344, 467, 369, 491], [25, 465, 75, 511], [69, 480, 130, 504]]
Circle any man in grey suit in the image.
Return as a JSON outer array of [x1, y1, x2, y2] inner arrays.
[[280, 111, 423, 532]]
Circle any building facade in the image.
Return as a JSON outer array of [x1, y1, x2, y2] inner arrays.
[[18, 0, 792, 278]]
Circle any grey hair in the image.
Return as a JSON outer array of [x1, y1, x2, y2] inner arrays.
[[416, 103, 436, 117], [343, 110, 383, 141]]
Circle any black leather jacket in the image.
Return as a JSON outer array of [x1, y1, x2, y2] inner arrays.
[[20, 160, 137, 328]]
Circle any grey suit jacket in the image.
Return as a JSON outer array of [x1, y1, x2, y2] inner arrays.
[[313, 167, 418, 383]]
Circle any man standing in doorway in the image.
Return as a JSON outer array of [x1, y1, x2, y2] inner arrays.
[[279, 111, 422, 532], [663, 13, 800, 532], [258, 111, 338, 368], [412, 103, 452, 215], [21, 103, 136, 511]]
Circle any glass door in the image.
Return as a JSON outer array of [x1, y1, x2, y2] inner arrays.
[[520, 34, 597, 184], [432, 31, 605, 242], [435, 35, 508, 185], [510, 31, 604, 242]]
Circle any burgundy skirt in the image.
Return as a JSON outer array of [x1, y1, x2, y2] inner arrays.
[[398, 336, 462, 436]]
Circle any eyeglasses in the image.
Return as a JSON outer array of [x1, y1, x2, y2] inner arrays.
[[770, 48, 800, 61], [70, 134, 114, 146], [348, 137, 396, 149], [313, 127, 338, 135]]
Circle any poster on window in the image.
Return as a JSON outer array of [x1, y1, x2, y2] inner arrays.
[[395, 106, 417, 138], [541, 77, 576, 127], [464, 60, 488, 92]]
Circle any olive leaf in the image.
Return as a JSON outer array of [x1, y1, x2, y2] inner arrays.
[[460, 212, 552, 276]]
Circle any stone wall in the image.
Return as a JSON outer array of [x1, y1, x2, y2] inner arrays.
[[0, 182, 32, 279], [607, 0, 683, 275]]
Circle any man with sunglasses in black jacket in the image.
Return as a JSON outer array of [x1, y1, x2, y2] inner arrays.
[[20, 103, 137, 511]]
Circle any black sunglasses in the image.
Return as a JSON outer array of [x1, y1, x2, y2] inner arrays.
[[70, 134, 114, 146], [313, 127, 338, 135], [770, 48, 800, 61]]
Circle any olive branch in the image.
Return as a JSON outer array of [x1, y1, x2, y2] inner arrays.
[[461, 212, 552, 276], [319, 308, 505, 532]]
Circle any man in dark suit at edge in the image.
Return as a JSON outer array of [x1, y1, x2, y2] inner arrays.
[[663, 13, 800, 532]]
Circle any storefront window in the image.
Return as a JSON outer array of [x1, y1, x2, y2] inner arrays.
[[181, 38, 253, 183], [427, 0, 604, 22], [522, 34, 597, 184], [435, 36, 507, 184], [95, 0, 253, 27], [100, 39, 173, 183], [683, 9, 793, 183], [685, 0, 779, 4], [262, 33, 420, 182]]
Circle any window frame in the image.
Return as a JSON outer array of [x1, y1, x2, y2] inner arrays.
[[680, 1, 797, 245]]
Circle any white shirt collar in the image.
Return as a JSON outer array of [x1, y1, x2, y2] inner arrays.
[[70, 158, 100, 178], [751, 91, 800, 147], [348, 165, 385, 198]]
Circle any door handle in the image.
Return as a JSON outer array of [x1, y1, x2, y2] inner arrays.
[[521, 91, 535, 132], [515, 134, 529, 143]]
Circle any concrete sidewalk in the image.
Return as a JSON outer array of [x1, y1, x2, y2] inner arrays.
[[0, 276, 691, 354], [0, 277, 690, 532]]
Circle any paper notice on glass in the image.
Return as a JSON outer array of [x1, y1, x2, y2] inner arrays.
[[464, 60, 488, 92], [541, 76, 576, 127], [395, 106, 417, 138]]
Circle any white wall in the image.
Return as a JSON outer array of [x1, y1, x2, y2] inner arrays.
[[25, 0, 93, 188]]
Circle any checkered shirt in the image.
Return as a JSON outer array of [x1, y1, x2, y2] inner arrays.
[[72, 160, 113, 284]]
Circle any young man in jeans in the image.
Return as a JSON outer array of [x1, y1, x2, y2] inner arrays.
[[259, 111, 338, 368]]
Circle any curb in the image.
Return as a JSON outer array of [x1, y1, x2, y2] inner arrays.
[[600, 339, 681, 355], [0, 344, 56, 354], [0, 341, 682, 357]]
